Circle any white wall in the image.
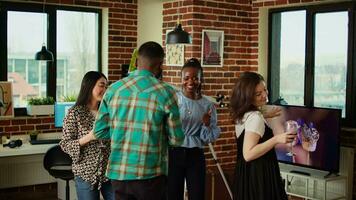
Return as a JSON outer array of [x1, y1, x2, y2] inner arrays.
[[137, 0, 163, 47], [258, 8, 269, 80]]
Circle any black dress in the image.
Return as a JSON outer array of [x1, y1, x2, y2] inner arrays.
[[234, 124, 288, 200]]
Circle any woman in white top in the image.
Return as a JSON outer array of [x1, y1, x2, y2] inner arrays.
[[229, 71, 295, 200]]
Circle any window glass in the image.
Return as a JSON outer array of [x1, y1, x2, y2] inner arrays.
[[8, 59, 14, 72], [56, 10, 99, 101], [28, 60, 39, 84], [270, 11, 306, 105], [7, 11, 47, 107], [314, 12, 348, 117]]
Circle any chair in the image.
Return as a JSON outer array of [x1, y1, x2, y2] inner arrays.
[[43, 145, 74, 200]]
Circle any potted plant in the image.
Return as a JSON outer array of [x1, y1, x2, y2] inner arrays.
[[60, 94, 77, 102], [27, 96, 55, 116], [29, 130, 39, 141]]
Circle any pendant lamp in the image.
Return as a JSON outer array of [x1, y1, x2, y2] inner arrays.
[[35, 44, 54, 61], [166, 1, 191, 44], [35, 0, 53, 61], [167, 23, 191, 44]]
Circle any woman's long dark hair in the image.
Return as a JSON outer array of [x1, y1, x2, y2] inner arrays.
[[181, 58, 204, 97], [75, 71, 107, 108], [230, 71, 264, 123]]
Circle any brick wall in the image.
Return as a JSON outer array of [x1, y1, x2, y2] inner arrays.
[[1, 0, 355, 198], [162, 0, 258, 169]]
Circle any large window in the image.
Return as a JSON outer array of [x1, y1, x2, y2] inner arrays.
[[268, 3, 355, 126], [0, 2, 101, 108]]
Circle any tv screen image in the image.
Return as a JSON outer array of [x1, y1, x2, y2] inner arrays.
[[265, 105, 341, 173], [54, 102, 75, 127]]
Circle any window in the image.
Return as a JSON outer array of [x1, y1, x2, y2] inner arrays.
[[268, 3, 355, 126], [0, 2, 101, 108], [270, 10, 306, 106], [57, 10, 99, 100]]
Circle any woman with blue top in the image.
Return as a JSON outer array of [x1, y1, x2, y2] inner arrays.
[[168, 58, 221, 200]]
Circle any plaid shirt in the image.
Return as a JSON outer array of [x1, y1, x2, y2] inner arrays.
[[94, 69, 184, 180]]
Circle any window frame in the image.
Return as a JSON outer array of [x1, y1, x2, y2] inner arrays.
[[0, 2, 102, 108], [268, 2, 356, 127]]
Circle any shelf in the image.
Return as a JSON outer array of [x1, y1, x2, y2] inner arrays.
[[286, 183, 345, 200], [281, 170, 347, 200]]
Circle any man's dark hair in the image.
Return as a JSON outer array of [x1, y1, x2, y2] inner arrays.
[[138, 41, 165, 67]]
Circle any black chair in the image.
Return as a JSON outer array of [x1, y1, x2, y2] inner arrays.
[[43, 145, 74, 200]]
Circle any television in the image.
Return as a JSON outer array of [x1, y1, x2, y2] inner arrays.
[[54, 102, 75, 127], [265, 105, 341, 173]]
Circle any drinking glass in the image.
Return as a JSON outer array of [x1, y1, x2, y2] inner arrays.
[[285, 120, 298, 156]]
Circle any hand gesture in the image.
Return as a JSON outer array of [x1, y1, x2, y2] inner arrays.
[[202, 109, 212, 127], [263, 106, 281, 119]]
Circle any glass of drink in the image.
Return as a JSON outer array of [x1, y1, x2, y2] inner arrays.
[[284, 120, 298, 157]]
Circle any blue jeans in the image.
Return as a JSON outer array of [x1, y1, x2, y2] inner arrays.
[[75, 176, 114, 200]]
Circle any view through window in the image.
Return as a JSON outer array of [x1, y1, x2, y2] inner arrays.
[[4, 6, 100, 108], [269, 7, 349, 118], [7, 11, 48, 107], [313, 12, 348, 117], [56, 10, 99, 101]]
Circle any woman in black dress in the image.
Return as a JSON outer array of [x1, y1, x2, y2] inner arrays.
[[230, 72, 295, 200]]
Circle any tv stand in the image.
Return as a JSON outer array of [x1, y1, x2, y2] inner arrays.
[[290, 170, 311, 176], [324, 172, 339, 178], [280, 168, 347, 200]]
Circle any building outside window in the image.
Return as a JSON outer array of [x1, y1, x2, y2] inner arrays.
[[0, 2, 101, 108], [268, 3, 355, 126]]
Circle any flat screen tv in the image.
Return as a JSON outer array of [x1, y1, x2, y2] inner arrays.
[[54, 102, 75, 128], [265, 105, 341, 173]]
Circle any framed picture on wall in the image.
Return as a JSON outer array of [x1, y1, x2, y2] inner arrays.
[[0, 82, 14, 118], [166, 44, 185, 66], [201, 30, 224, 67], [165, 29, 185, 66]]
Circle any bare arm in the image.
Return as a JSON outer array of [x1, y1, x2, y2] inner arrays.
[[243, 131, 296, 162]]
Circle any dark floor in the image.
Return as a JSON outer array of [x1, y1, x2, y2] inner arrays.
[[0, 183, 304, 200], [0, 183, 57, 200]]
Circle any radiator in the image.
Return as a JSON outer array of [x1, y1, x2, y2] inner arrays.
[[0, 154, 55, 189]]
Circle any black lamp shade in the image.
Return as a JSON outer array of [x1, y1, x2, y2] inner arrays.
[[167, 24, 192, 44], [35, 45, 54, 61]]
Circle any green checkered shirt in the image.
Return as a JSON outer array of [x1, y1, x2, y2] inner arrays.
[[93, 69, 184, 180]]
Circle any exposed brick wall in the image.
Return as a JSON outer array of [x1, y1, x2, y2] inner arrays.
[[1, 0, 355, 198], [162, 0, 258, 169], [0, 116, 60, 136]]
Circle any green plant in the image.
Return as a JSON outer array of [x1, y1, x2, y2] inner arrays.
[[60, 94, 77, 102], [28, 97, 55, 105], [28, 130, 39, 141], [29, 130, 39, 136]]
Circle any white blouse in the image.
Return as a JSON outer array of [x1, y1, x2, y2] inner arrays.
[[235, 111, 267, 138]]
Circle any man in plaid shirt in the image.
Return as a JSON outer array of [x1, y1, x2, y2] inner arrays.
[[93, 41, 184, 200]]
